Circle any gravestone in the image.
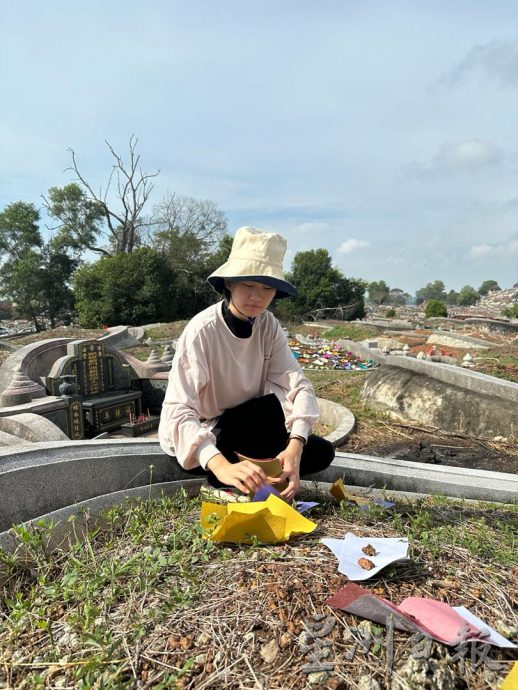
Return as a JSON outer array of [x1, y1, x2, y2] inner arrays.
[[45, 340, 142, 438]]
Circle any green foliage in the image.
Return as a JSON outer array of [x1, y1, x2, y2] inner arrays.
[[367, 280, 390, 304], [73, 248, 179, 327], [0, 202, 76, 329], [280, 249, 365, 320], [446, 289, 459, 305], [457, 284, 479, 306], [0, 202, 42, 258], [502, 303, 518, 318], [387, 288, 410, 305], [425, 300, 448, 317], [415, 280, 446, 305], [385, 308, 396, 317], [478, 279, 501, 295], [174, 233, 233, 318], [44, 183, 105, 256]]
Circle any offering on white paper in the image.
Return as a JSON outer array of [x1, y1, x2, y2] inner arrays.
[[321, 533, 409, 581]]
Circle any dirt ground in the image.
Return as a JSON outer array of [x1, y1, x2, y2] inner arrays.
[[339, 422, 518, 475]]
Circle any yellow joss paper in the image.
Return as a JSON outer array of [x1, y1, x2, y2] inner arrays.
[[330, 478, 370, 506], [500, 662, 518, 689], [201, 494, 317, 544]]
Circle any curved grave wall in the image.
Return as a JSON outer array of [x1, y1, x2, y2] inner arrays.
[[1, 439, 516, 539]]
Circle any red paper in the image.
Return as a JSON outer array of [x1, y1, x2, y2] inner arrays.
[[327, 583, 482, 646]]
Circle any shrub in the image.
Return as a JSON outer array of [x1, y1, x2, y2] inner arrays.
[[425, 300, 448, 318], [385, 308, 396, 318], [502, 304, 518, 319]]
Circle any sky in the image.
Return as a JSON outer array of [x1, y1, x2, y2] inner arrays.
[[1, 0, 518, 295]]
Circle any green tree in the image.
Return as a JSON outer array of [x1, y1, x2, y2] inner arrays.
[[73, 248, 178, 327], [416, 280, 447, 305], [39, 242, 78, 327], [149, 193, 227, 263], [446, 289, 459, 305], [502, 304, 518, 318], [1, 250, 44, 331], [148, 195, 229, 316], [0, 201, 41, 259], [0, 202, 76, 330], [44, 183, 106, 256], [425, 300, 448, 318], [367, 280, 390, 305], [478, 279, 501, 296], [387, 288, 410, 306], [457, 285, 479, 306], [282, 249, 365, 320]]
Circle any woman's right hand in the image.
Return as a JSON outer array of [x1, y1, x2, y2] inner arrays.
[[207, 454, 267, 495]]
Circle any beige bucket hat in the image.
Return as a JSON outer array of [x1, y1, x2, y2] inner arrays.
[[208, 226, 297, 299]]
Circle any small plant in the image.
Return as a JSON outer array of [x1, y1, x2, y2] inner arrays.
[[502, 303, 518, 319], [425, 300, 448, 318], [385, 308, 396, 318]]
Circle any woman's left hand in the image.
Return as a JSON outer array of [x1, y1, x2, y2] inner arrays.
[[272, 438, 304, 501]]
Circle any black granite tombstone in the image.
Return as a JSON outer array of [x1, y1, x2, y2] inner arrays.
[[45, 340, 142, 438]]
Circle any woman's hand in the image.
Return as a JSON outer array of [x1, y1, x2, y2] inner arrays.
[[207, 454, 267, 495], [273, 438, 304, 501]]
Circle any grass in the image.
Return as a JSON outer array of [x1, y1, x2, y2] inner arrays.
[[475, 347, 518, 383], [7, 327, 104, 348], [143, 322, 189, 341], [1, 489, 516, 689], [307, 369, 383, 424], [320, 324, 383, 341]]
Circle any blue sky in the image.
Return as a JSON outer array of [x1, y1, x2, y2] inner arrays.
[[2, 0, 518, 294]]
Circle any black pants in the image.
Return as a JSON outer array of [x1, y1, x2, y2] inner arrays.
[[181, 393, 335, 487]]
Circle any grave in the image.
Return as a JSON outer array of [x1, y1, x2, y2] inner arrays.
[[45, 339, 142, 438]]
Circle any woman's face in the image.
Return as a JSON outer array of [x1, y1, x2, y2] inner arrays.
[[226, 280, 276, 320]]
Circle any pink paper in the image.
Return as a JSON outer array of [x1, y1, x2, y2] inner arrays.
[[327, 583, 496, 646]]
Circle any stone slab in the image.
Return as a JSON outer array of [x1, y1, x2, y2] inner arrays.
[[362, 365, 517, 437], [305, 452, 518, 504], [384, 354, 518, 404], [0, 429, 29, 447], [0, 412, 68, 443], [0, 338, 73, 393], [317, 398, 355, 446], [427, 333, 492, 349]]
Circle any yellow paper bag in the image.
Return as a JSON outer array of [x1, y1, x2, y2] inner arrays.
[[201, 494, 317, 544]]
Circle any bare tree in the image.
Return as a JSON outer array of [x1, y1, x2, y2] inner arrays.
[[45, 136, 160, 255], [148, 192, 227, 267]]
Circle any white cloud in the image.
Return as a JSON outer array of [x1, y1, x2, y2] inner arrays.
[[406, 139, 505, 177], [448, 39, 518, 87], [336, 238, 370, 255], [469, 239, 518, 258], [297, 222, 331, 234]]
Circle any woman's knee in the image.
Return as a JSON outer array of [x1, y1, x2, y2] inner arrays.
[[301, 435, 335, 474]]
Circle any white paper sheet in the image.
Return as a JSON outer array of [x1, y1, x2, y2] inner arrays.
[[454, 606, 518, 649], [321, 533, 409, 581]]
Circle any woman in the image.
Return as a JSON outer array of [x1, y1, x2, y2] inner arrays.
[[158, 226, 334, 501]]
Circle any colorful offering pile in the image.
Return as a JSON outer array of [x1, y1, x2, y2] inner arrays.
[[289, 340, 377, 371]]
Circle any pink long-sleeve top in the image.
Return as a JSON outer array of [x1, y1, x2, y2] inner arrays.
[[158, 302, 319, 469]]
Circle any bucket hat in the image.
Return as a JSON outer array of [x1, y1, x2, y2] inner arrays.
[[207, 226, 297, 299]]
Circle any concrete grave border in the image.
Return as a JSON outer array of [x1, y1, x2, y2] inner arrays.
[[0, 440, 515, 548]]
